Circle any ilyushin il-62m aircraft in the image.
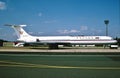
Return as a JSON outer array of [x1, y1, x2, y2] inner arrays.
[[5, 24, 118, 49]]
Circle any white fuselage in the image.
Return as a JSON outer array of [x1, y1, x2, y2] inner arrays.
[[18, 35, 117, 45]]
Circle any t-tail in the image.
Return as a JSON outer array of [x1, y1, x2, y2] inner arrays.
[[4, 24, 31, 41]]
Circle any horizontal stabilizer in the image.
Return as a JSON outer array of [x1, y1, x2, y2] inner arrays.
[[4, 24, 27, 27]]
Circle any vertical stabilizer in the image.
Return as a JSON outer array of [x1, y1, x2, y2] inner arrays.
[[5, 24, 31, 38]]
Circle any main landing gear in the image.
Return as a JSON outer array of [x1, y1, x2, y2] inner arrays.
[[49, 44, 58, 49]]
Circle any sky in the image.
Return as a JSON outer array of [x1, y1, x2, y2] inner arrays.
[[0, 0, 120, 41]]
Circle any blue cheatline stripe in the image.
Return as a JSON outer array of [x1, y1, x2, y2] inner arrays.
[[40, 39, 113, 41], [0, 60, 120, 70]]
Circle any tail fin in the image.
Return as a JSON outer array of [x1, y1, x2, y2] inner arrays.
[[5, 24, 31, 38]]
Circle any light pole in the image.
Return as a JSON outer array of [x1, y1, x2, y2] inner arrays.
[[104, 20, 109, 36]]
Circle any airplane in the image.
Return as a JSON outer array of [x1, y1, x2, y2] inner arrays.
[[5, 24, 118, 49]]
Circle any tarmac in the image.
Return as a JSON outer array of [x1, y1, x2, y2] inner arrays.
[[0, 52, 120, 78], [0, 47, 120, 78], [0, 47, 120, 52]]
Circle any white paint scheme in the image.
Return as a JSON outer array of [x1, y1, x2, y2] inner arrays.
[[5, 24, 117, 48]]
